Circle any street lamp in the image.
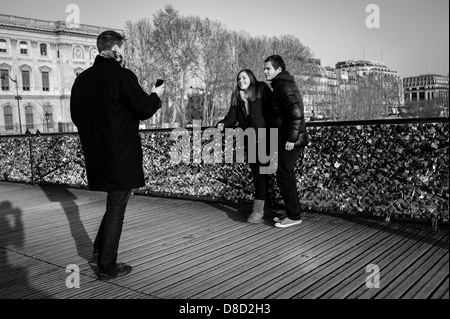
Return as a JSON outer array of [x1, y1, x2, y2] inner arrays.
[[0, 74, 22, 134]]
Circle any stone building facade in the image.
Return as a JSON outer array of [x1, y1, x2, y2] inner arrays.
[[403, 74, 449, 102], [0, 14, 121, 135], [300, 59, 403, 120]]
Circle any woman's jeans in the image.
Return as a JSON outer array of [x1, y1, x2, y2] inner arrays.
[[247, 139, 271, 202], [94, 189, 132, 273], [249, 162, 270, 201], [276, 147, 302, 220]]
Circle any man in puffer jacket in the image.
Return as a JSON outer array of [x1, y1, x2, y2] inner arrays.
[[264, 55, 308, 228]]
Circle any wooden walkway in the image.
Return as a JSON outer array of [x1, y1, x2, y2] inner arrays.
[[0, 181, 448, 300]]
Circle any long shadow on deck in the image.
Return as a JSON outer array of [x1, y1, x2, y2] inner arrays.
[[0, 201, 52, 298], [39, 185, 93, 263]]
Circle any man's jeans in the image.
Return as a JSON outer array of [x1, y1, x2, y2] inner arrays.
[[276, 147, 302, 220], [94, 189, 132, 273]]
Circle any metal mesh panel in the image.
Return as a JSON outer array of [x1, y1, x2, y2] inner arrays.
[[0, 120, 448, 221]]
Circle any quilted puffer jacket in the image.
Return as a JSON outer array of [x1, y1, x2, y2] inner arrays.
[[270, 71, 308, 148]]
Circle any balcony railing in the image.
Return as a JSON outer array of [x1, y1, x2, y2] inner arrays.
[[0, 122, 76, 135], [0, 118, 448, 225]]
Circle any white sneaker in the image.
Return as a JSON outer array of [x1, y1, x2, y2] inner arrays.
[[274, 217, 302, 228]]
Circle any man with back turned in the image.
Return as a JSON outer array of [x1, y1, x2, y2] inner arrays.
[[70, 30, 164, 280]]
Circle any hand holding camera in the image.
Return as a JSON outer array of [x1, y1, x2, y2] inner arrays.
[[152, 79, 165, 97]]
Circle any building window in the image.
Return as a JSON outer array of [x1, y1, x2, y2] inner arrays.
[[44, 106, 54, 129], [1, 69, 9, 90], [4, 105, 14, 130], [22, 70, 30, 91], [0, 39, 6, 53], [40, 43, 47, 56], [42, 71, 49, 91], [25, 105, 34, 129], [20, 41, 28, 54], [90, 48, 98, 60], [73, 46, 83, 60]]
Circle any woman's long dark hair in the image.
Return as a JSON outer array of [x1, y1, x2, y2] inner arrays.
[[231, 69, 265, 107]]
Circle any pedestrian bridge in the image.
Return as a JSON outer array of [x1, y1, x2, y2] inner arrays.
[[0, 181, 448, 300]]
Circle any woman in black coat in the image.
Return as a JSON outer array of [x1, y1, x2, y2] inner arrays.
[[217, 69, 273, 223]]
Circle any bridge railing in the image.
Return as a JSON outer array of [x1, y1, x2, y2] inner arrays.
[[1, 118, 448, 225]]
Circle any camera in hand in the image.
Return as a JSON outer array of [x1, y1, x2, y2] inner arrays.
[[155, 79, 164, 87]]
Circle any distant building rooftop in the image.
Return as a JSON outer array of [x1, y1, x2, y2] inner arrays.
[[336, 60, 387, 68], [335, 59, 398, 76], [404, 74, 448, 79], [0, 13, 122, 37]]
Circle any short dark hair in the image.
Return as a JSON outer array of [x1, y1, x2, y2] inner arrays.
[[97, 30, 125, 52], [264, 55, 286, 72]]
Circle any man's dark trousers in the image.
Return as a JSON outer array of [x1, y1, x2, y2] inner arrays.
[[276, 147, 302, 220], [94, 189, 132, 273]]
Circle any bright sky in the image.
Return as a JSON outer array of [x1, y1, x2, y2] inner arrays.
[[1, 0, 449, 78]]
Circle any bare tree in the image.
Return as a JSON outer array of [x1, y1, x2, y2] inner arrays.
[[193, 19, 236, 126], [316, 72, 404, 121], [152, 5, 203, 126], [232, 32, 272, 80], [270, 35, 313, 77], [124, 5, 317, 127], [401, 100, 442, 118], [124, 18, 162, 127]]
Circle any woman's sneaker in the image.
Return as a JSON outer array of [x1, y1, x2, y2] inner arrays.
[[274, 217, 302, 228]]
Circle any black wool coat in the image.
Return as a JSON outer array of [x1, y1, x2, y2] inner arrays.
[[270, 71, 308, 148], [218, 82, 272, 133], [70, 55, 161, 191]]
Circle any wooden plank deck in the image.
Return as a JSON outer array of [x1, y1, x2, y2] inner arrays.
[[0, 181, 448, 300]]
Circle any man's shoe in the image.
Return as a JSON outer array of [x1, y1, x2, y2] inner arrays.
[[98, 263, 132, 281], [274, 217, 302, 228], [89, 252, 98, 266]]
